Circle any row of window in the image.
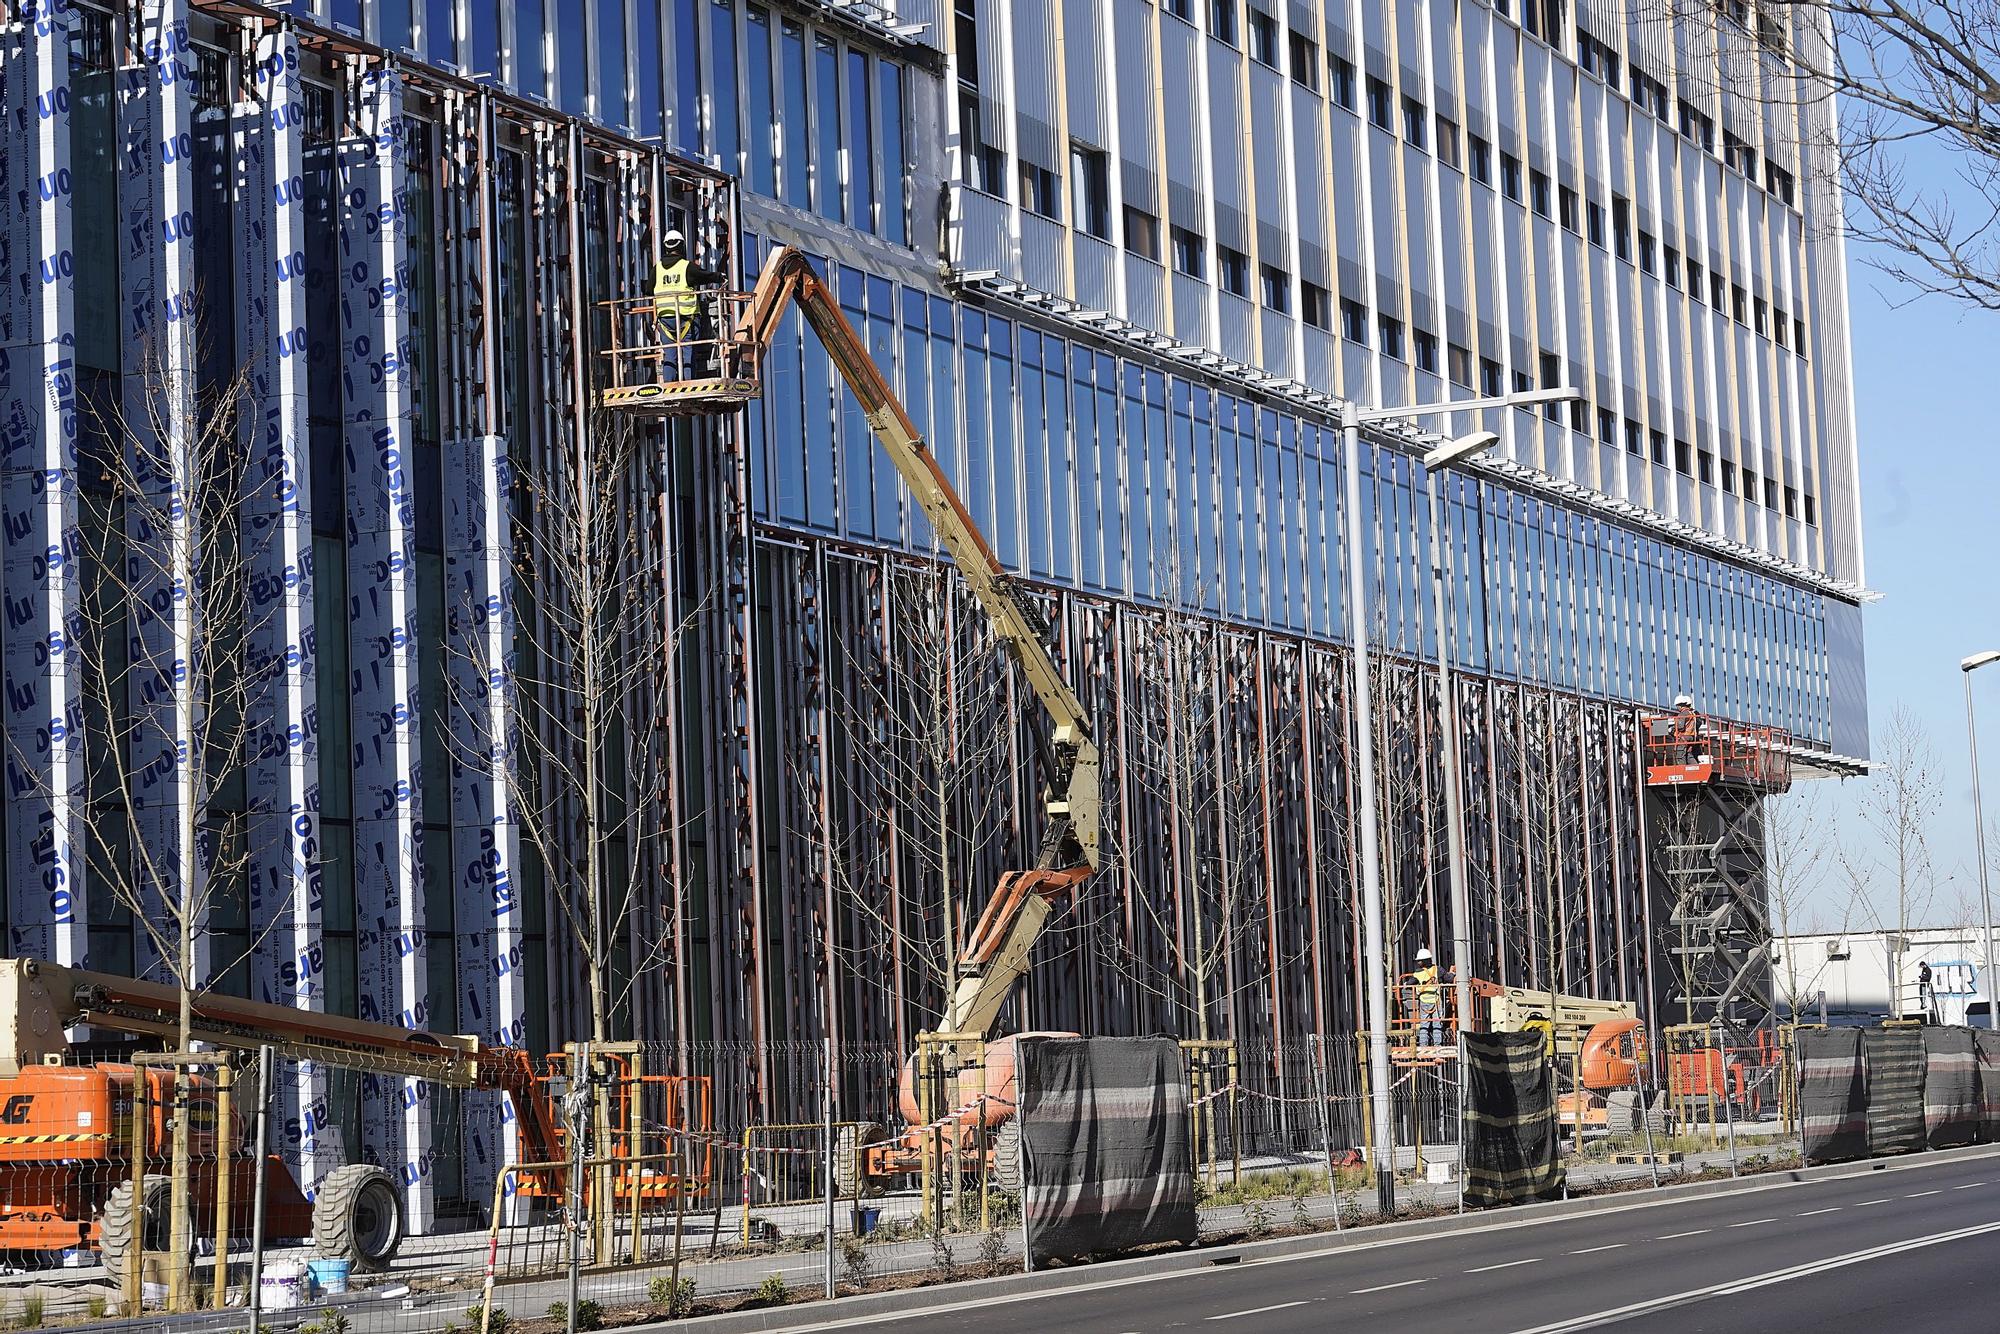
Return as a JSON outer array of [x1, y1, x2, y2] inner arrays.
[[741, 235, 1838, 745]]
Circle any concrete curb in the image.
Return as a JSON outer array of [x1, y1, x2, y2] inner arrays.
[[640, 1142, 2000, 1334]]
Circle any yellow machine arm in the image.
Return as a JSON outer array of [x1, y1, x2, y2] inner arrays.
[[732, 248, 1102, 1039]]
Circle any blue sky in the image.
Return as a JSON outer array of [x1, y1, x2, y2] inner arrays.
[[1812, 240, 2000, 927]]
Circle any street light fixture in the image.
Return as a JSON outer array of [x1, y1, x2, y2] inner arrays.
[[1963, 651, 2000, 1029], [1338, 388, 1579, 1215]]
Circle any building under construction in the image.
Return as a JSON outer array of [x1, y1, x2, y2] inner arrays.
[[0, 0, 1868, 1221]]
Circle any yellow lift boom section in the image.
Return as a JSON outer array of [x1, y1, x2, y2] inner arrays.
[[611, 246, 1101, 1045]]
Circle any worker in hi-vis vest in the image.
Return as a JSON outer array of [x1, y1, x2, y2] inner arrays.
[[1412, 947, 1446, 1046], [652, 227, 725, 377]]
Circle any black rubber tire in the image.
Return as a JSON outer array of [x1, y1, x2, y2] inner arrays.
[[991, 1117, 1023, 1195], [313, 1164, 404, 1271], [832, 1121, 886, 1197], [1605, 1089, 1669, 1137], [97, 1176, 184, 1277]]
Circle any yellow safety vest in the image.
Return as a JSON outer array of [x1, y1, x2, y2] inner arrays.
[[653, 259, 698, 319], [1414, 966, 1441, 1009]]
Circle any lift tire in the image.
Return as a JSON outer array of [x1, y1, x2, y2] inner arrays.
[[991, 1117, 1024, 1196], [833, 1121, 887, 1198], [1605, 1089, 1669, 1138], [313, 1164, 404, 1271], [97, 1176, 186, 1277]]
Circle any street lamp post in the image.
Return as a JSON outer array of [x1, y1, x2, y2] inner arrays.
[[1338, 388, 1575, 1216], [1962, 651, 2000, 1029]]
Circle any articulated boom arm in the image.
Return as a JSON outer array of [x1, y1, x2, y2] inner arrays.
[[0, 959, 564, 1161], [735, 249, 1101, 1039]]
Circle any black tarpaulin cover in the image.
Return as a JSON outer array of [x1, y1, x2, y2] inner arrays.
[[1461, 1031, 1565, 1207], [1798, 1027, 1868, 1163], [1015, 1036, 1198, 1263]]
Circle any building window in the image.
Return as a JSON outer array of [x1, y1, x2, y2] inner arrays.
[[1166, 0, 1193, 19], [1804, 494, 1817, 526], [1500, 152, 1522, 201], [1330, 56, 1356, 110], [1638, 231, 1656, 274], [1449, 343, 1474, 387], [1722, 459, 1736, 491], [1612, 195, 1631, 260], [1209, 0, 1237, 46], [1414, 329, 1439, 373], [1672, 438, 1691, 472], [1665, 245, 1681, 288], [1469, 135, 1492, 184], [1765, 477, 1780, 509], [1261, 263, 1290, 312], [1249, 8, 1279, 66], [1711, 271, 1727, 308], [1341, 298, 1369, 344], [1379, 314, 1405, 359], [1587, 202, 1604, 248], [1624, 419, 1643, 455], [1753, 296, 1768, 336], [1649, 430, 1666, 465], [1071, 143, 1109, 237], [1597, 407, 1615, 444], [1513, 369, 1534, 396], [1795, 315, 1807, 350], [1402, 96, 1428, 149], [1724, 128, 1757, 177], [1302, 281, 1332, 330], [1698, 448, 1714, 483], [1687, 256, 1703, 300], [960, 92, 1006, 195], [1743, 468, 1759, 501], [1124, 205, 1161, 261], [1481, 358, 1504, 396], [1172, 226, 1205, 278], [1731, 283, 1747, 323], [1020, 163, 1060, 220], [1559, 185, 1579, 232], [1530, 169, 1551, 217], [1766, 163, 1796, 206], [1436, 115, 1460, 169], [1288, 29, 1318, 89], [1219, 244, 1250, 296], [1773, 308, 1788, 346], [1366, 77, 1392, 130]]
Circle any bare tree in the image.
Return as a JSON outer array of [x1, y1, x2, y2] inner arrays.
[[68, 335, 294, 1307], [1665, 0, 2000, 308], [1762, 787, 1863, 1017], [475, 408, 688, 1046], [1847, 706, 1944, 1014], [808, 545, 1022, 1035]]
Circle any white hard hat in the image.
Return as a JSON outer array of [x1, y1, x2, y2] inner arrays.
[[664, 228, 686, 246], [1674, 694, 1693, 708], [1415, 947, 1433, 962]]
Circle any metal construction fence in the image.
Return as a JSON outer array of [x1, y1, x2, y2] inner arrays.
[[0, 1031, 1813, 1334]]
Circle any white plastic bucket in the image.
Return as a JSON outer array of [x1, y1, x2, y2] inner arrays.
[[259, 1262, 307, 1311]]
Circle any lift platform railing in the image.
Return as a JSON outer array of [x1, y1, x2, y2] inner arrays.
[[597, 291, 763, 414]]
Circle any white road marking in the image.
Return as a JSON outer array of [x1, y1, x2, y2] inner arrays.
[[1465, 1258, 1543, 1274], [1907, 1189, 1942, 1198], [1727, 1218, 1776, 1228], [1656, 1229, 1709, 1239], [1854, 1198, 1891, 1206], [1797, 1207, 1842, 1216], [1569, 1244, 1627, 1255], [1207, 1301, 1310, 1320], [1350, 1279, 1430, 1295], [1505, 1219, 2000, 1334], [1955, 1182, 1986, 1189]]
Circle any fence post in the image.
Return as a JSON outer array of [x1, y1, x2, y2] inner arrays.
[[1455, 1032, 1466, 1216], [479, 1162, 511, 1334], [1636, 1048, 1661, 1189], [1307, 1036, 1342, 1232], [565, 1041, 591, 1334], [212, 1060, 235, 1309], [245, 1046, 271, 1334], [1720, 1037, 1740, 1179], [127, 1066, 147, 1316], [823, 1036, 835, 1300]]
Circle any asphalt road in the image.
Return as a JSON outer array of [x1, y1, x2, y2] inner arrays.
[[844, 1151, 2000, 1334]]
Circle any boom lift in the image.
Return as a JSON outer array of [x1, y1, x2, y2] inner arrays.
[[601, 248, 1103, 1185], [0, 958, 639, 1270]]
